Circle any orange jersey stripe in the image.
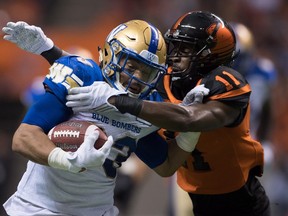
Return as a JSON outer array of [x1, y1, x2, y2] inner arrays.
[[209, 84, 251, 100], [163, 67, 182, 104]]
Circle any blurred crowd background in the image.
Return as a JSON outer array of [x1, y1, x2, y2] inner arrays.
[[0, 0, 288, 215]]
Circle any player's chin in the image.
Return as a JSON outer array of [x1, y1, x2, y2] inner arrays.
[[128, 87, 142, 95], [132, 83, 147, 92]]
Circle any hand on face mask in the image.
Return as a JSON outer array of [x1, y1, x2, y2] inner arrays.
[[66, 81, 127, 113]]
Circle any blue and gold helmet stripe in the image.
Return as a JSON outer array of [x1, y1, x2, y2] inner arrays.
[[148, 23, 159, 54]]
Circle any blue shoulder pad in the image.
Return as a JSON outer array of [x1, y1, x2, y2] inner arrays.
[[23, 92, 73, 133], [44, 56, 104, 103]]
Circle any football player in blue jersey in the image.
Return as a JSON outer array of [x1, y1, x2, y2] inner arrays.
[[2, 20, 202, 216]]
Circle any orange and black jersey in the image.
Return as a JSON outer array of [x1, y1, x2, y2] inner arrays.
[[201, 66, 252, 127], [160, 66, 264, 195]]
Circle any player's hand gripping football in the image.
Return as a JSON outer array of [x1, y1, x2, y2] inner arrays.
[[66, 81, 127, 113], [2, 21, 54, 54], [181, 84, 210, 106], [48, 130, 113, 173]]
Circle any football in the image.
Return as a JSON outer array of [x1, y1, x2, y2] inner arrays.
[[48, 120, 108, 152]]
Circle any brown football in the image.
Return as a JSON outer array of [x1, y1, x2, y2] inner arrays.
[[48, 120, 107, 152]]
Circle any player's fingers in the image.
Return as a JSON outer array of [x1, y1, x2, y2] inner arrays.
[[6, 22, 17, 28], [192, 92, 204, 104], [66, 100, 79, 107], [2, 27, 13, 34], [6, 21, 26, 31], [66, 93, 91, 103], [91, 81, 107, 87], [197, 84, 209, 95], [203, 89, 210, 95], [99, 136, 113, 153], [66, 94, 83, 101], [3, 35, 17, 43], [66, 101, 90, 110], [68, 86, 91, 95], [13, 21, 29, 28], [84, 130, 100, 149]]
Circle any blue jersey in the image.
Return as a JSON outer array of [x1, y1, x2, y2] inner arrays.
[[9, 55, 168, 215], [44, 55, 104, 104], [22, 55, 167, 167], [22, 56, 104, 133]]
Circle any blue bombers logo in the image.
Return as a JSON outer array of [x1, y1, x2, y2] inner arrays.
[[146, 51, 156, 62], [140, 50, 158, 64]]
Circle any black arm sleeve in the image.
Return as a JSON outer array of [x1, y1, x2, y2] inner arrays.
[[40, 45, 64, 65], [114, 95, 143, 116]]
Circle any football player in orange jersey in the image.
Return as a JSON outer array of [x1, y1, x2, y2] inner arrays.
[[66, 11, 271, 216]]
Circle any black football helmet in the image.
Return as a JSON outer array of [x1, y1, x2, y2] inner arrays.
[[165, 11, 237, 80]]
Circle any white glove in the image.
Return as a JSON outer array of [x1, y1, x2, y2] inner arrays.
[[181, 84, 210, 106], [48, 130, 113, 173], [2, 21, 54, 54], [66, 81, 127, 113]]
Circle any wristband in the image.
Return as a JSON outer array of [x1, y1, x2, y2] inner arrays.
[[176, 132, 200, 152], [114, 95, 143, 116], [36, 37, 54, 55], [41, 45, 63, 65], [48, 147, 81, 173]]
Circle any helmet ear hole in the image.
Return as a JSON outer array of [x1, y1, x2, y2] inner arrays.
[[103, 48, 110, 64], [104, 48, 108, 57]]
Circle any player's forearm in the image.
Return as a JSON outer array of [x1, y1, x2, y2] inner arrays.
[[41, 45, 70, 65], [112, 95, 196, 131], [112, 96, 236, 132], [12, 123, 56, 165], [139, 101, 195, 131], [154, 138, 190, 177]]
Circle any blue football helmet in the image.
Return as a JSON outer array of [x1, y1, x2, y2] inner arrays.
[[99, 20, 167, 98]]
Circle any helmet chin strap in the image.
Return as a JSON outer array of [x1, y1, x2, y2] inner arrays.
[[170, 60, 202, 100], [170, 57, 197, 82], [114, 73, 140, 98]]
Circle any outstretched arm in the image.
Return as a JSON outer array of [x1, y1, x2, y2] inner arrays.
[[153, 136, 197, 177], [65, 81, 240, 132], [2, 21, 69, 65], [136, 131, 199, 177], [108, 93, 240, 132], [134, 100, 240, 132]]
